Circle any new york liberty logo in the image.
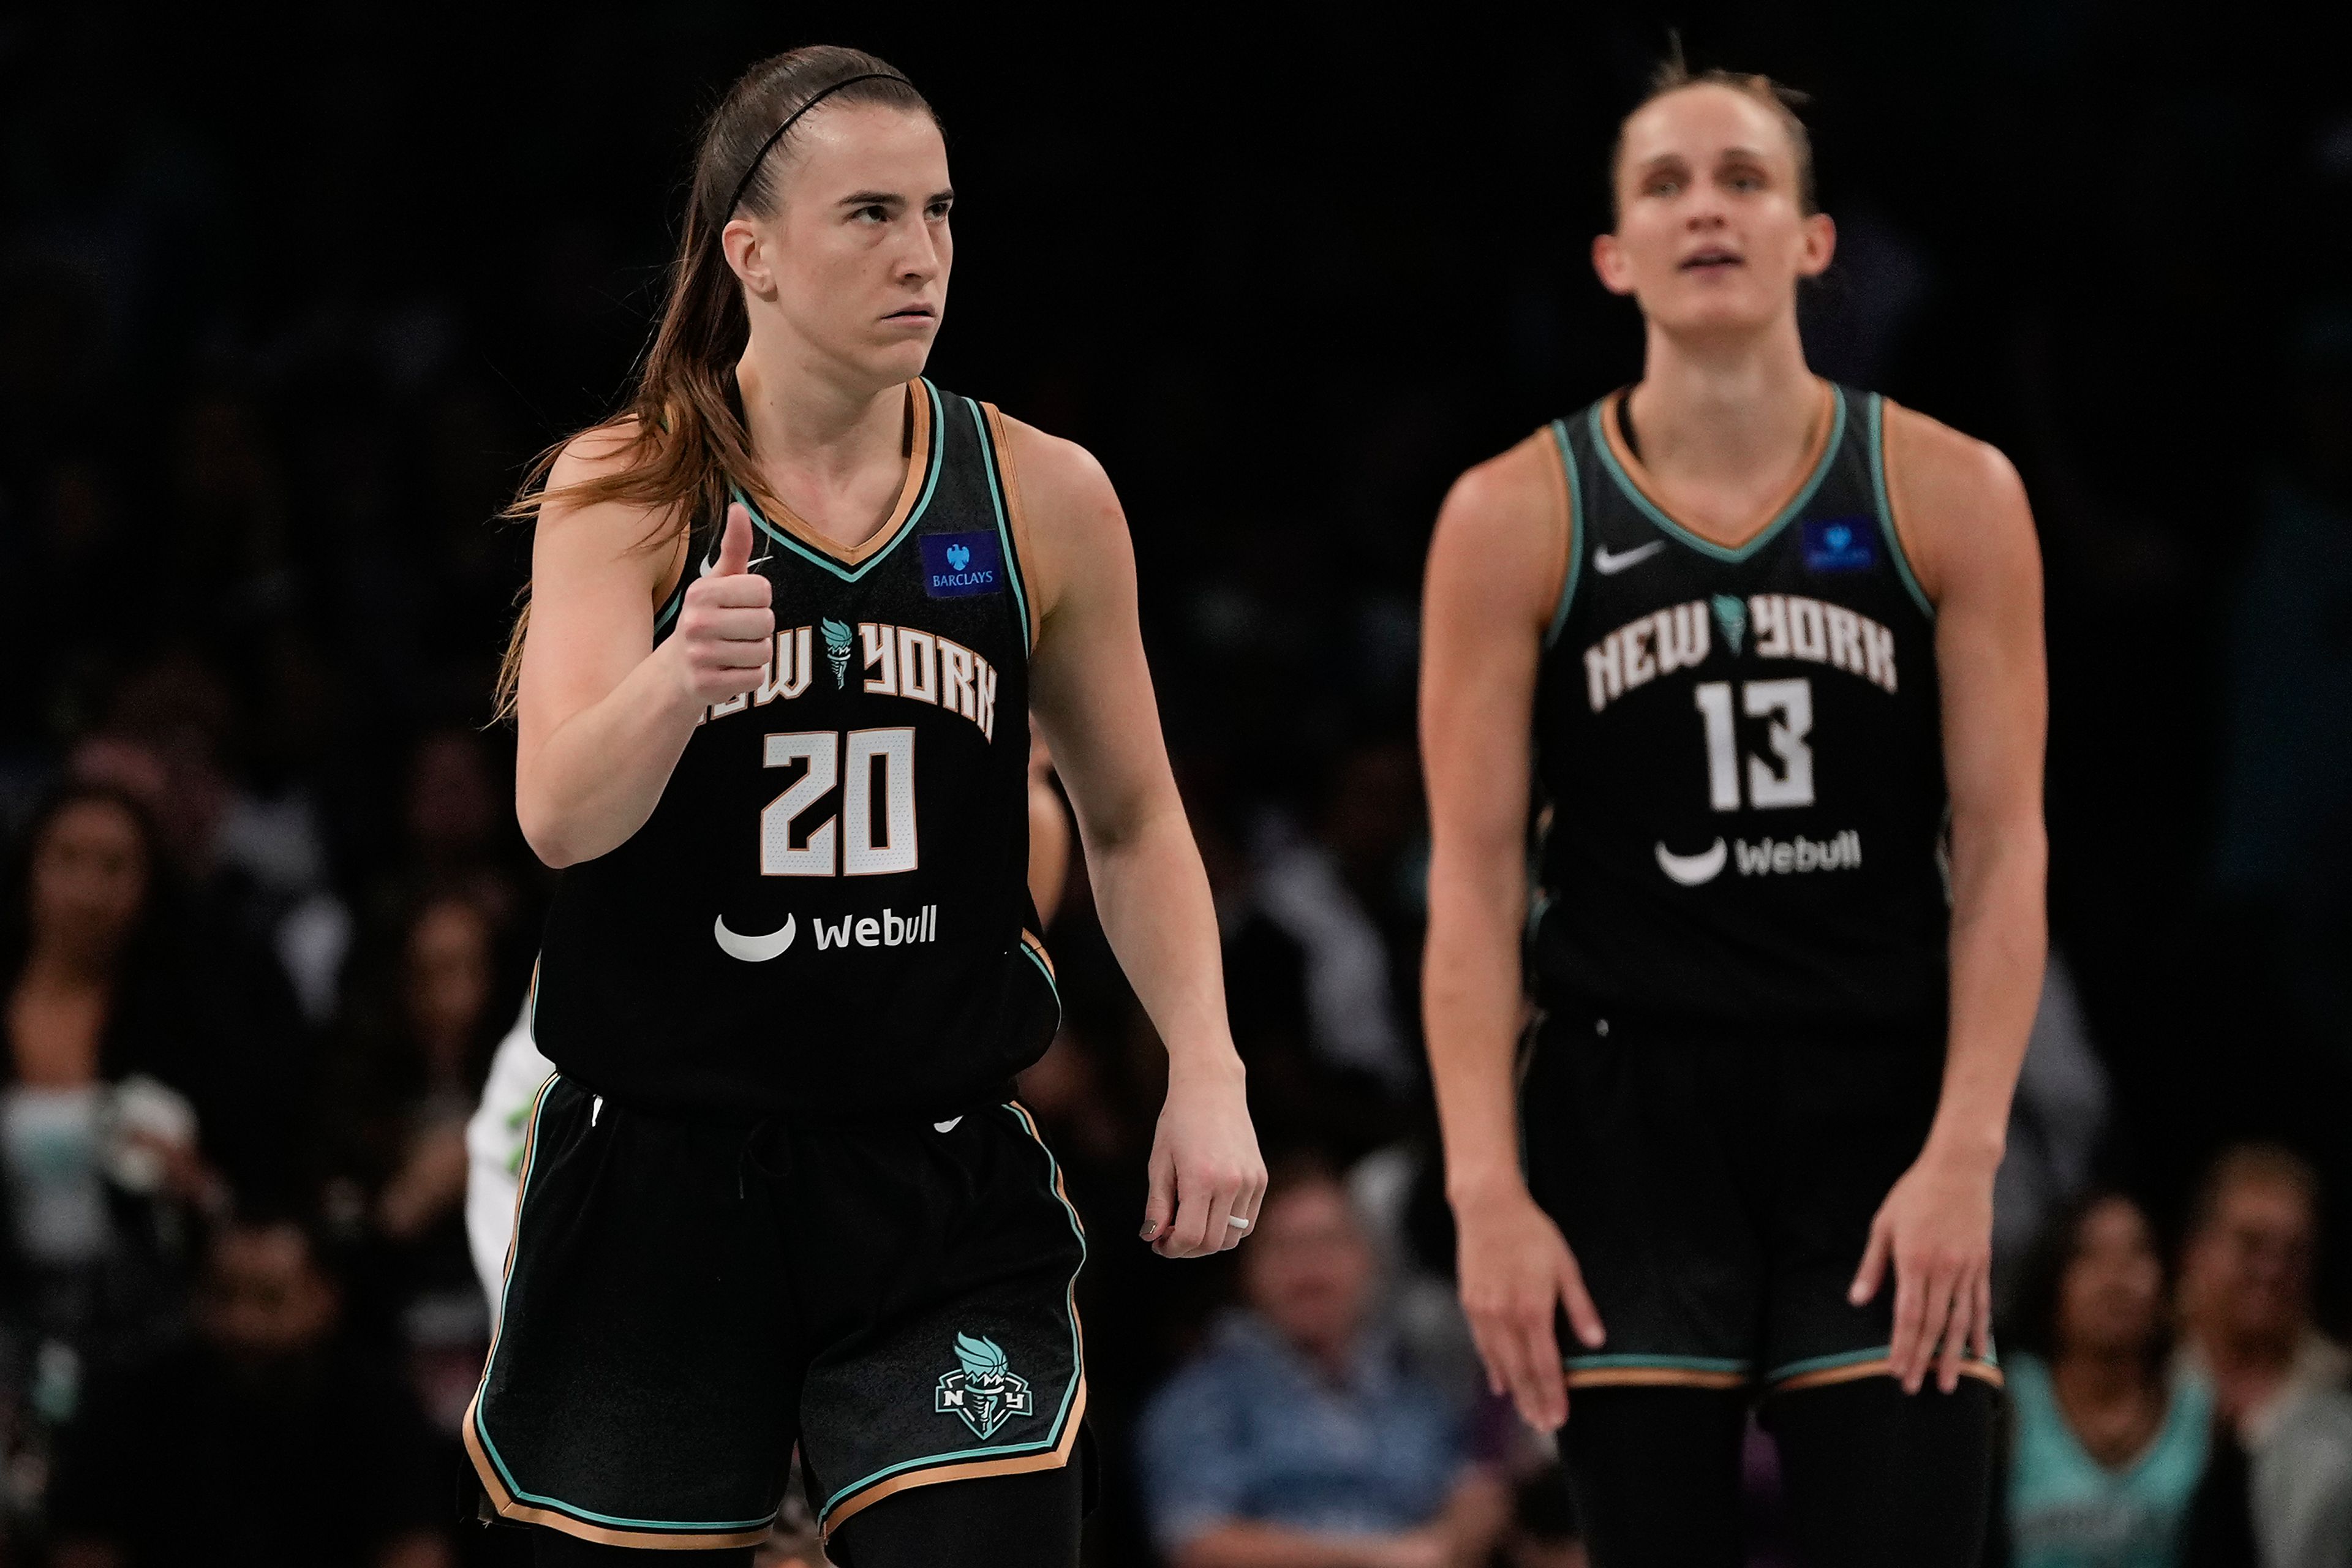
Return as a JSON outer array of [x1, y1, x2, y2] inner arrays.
[[934, 1332, 1032, 1439], [821, 618, 853, 688], [1711, 594, 1748, 656]]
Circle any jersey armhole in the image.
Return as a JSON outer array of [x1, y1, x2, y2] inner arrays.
[[1868, 395, 1937, 621], [976, 401, 1041, 656], [1541, 419, 1583, 648], [651, 530, 691, 637]]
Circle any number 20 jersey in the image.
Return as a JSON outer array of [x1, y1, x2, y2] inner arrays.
[[532, 380, 1060, 1118], [1529, 383, 1949, 1028]]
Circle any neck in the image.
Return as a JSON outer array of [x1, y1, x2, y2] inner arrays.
[[1628, 313, 1819, 481], [2204, 1324, 2297, 1381], [735, 327, 907, 483], [20, 937, 113, 990]]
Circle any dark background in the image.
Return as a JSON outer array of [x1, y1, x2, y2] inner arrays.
[[4, 0, 2351, 1560]]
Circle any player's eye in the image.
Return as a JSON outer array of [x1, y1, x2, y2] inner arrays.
[[1646, 173, 1683, 197], [926, 200, 952, 221], [853, 204, 889, 224]]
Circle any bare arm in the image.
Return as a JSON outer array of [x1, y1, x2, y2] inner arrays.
[[1027, 720, 1072, 924], [1849, 405, 2048, 1393], [1011, 417, 1266, 1259], [1419, 434, 1603, 1433], [513, 428, 775, 867]]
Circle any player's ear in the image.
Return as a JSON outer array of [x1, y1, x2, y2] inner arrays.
[[1796, 211, 1836, 280], [1592, 232, 1636, 296], [722, 216, 780, 301]]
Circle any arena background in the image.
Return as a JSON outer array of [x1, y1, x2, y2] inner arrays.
[[4, 2, 2350, 1562]]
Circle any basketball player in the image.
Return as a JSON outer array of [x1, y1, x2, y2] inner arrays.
[[472, 48, 1264, 1567], [462, 735, 1072, 1311], [1420, 64, 2046, 1566]]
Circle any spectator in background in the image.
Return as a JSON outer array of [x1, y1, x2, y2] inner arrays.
[[1994, 952, 2112, 1314], [2177, 1146, 2352, 1568], [1139, 1160, 1504, 1568], [0, 785, 213, 1389], [62, 733, 310, 1207], [47, 1218, 451, 1568], [328, 893, 502, 1429], [1997, 1191, 2253, 1568]]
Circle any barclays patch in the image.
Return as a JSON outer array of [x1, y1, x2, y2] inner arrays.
[[1803, 516, 1878, 573], [919, 532, 1005, 598]]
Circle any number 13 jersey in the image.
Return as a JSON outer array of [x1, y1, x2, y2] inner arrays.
[[1529, 382, 1949, 1028], [532, 380, 1060, 1118]]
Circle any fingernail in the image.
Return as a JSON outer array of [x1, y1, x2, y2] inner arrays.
[[1140, 1223, 1157, 1239]]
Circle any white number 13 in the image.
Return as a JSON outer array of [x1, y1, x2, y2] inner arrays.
[[1694, 679, 1814, 811]]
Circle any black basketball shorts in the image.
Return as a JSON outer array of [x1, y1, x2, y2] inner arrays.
[[466, 1076, 1088, 1549], [1521, 1007, 2000, 1398]]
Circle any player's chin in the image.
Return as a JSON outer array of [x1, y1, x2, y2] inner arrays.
[[1646, 287, 1785, 338], [866, 319, 938, 365]]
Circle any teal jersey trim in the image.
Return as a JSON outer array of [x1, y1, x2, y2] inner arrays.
[[816, 1101, 1088, 1524], [654, 583, 685, 635], [1865, 394, 1936, 620], [1766, 1341, 2002, 1385], [1587, 390, 1849, 565], [964, 398, 1034, 657], [1565, 1352, 1751, 1374], [1020, 941, 1061, 1006], [730, 379, 948, 584], [1543, 418, 1583, 648], [471, 1080, 782, 1535]]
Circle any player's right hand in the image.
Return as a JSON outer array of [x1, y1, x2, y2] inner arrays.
[[671, 502, 775, 706], [1455, 1181, 1605, 1432]]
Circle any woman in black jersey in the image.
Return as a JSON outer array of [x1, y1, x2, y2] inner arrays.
[[1420, 61, 2048, 1568], [475, 48, 1264, 1568]]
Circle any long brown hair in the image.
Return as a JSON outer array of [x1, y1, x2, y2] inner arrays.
[[491, 46, 937, 720]]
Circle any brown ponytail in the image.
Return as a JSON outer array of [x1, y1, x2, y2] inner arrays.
[[490, 47, 937, 720]]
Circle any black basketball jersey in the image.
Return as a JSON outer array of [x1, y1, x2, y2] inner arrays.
[[532, 380, 1059, 1118], [1528, 382, 1949, 1027]]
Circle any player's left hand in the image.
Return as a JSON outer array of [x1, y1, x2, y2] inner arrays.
[[1849, 1143, 1998, 1395], [1140, 1053, 1266, 1259]]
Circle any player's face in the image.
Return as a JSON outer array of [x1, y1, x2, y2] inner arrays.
[[734, 105, 953, 388], [2054, 1197, 2163, 1360], [1594, 85, 1833, 340]]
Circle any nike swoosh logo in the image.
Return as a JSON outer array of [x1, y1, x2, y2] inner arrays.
[[1594, 540, 1667, 575], [713, 913, 795, 961], [698, 554, 771, 577], [933, 1117, 963, 1133], [1654, 839, 1728, 886]]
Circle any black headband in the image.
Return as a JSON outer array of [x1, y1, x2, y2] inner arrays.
[[723, 72, 913, 219]]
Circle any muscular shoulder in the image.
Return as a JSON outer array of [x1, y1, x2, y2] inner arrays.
[[994, 414, 1126, 624], [1880, 402, 2034, 606], [1427, 428, 1572, 636], [534, 416, 686, 598], [546, 416, 651, 494]]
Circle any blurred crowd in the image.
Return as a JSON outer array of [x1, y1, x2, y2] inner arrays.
[[6, 4, 2352, 1566]]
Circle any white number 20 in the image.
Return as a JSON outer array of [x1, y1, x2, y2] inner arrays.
[[760, 728, 917, 876], [1694, 679, 1814, 811]]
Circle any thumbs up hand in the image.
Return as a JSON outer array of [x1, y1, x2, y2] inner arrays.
[[672, 503, 775, 706]]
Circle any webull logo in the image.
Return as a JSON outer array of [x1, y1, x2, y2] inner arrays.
[[811, 905, 938, 950], [1656, 831, 1862, 886]]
